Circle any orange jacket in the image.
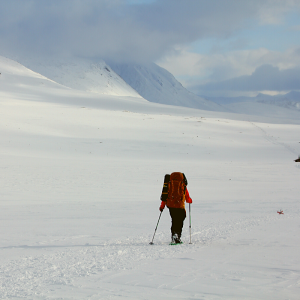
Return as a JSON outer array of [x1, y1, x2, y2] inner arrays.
[[160, 188, 192, 210]]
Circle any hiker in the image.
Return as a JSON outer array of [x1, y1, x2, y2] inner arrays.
[[159, 172, 192, 244]]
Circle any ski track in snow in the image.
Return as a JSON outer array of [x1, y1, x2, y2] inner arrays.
[[0, 211, 292, 299]]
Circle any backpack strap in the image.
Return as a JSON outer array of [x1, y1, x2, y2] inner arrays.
[[182, 173, 188, 186]]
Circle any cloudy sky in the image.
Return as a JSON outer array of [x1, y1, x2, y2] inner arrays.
[[0, 0, 300, 97]]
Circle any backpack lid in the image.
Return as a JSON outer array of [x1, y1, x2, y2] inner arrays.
[[170, 172, 184, 182]]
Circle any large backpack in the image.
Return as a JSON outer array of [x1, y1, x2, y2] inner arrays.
[[166, 172, 187, 209]]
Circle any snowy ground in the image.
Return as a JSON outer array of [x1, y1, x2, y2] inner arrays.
[[1, 57, 300, 299]]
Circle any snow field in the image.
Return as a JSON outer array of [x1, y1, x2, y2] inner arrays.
[[1, 57, 300, 299]]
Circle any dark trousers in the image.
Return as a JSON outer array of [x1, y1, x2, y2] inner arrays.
[[169, 207, 186, 238]]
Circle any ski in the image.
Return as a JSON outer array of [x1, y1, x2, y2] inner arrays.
[[169, 242, 183, 245]]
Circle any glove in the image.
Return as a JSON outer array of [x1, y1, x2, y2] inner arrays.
[[159, 201, 166, 212]]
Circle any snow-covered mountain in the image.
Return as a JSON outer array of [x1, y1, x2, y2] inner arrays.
[[15, 56, 225, 111], [109, 62, 225, 111], [205, 91, 300, 112], [16, 57, 142, 98], [3, 53, 299, 116]]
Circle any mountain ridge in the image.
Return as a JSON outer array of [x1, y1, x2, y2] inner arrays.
[[109, 62, 225, 111]]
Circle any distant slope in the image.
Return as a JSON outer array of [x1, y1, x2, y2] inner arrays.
[[0, 55, 50, 80], [223, 101, 300, 119], [109, 62, 225, 111], [0, 55, 70, 94], [203, 95, 256, 105], [17, 58, 142, 98], [256, 91, 300, 111], [205, 92, 300, 111]]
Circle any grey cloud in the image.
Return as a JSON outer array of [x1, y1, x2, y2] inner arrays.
[[194, 64, 300, 94], [0, 0, 287, 63]]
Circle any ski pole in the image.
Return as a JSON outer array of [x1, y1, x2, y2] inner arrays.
[[189, 203, 192, 244], [149, 210, 163, 245]]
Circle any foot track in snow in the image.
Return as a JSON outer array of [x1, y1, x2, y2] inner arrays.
[[0, 212, 293, 299], [251, 122, 297, 155]]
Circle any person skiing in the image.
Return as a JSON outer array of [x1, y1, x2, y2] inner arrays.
[[159, 172, 192, 244]]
